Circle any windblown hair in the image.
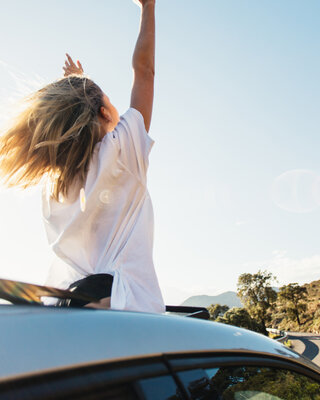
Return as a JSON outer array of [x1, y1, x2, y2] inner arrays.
[[0, 75, 104, 200]]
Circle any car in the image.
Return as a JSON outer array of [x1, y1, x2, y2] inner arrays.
[[0, 297, 319, 400]]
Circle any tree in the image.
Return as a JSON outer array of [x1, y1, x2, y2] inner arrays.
[[278, 283, 307, 326], [216, 307, 264, 334], [237, 270, 277, 335], [207, 304, 229, 321]]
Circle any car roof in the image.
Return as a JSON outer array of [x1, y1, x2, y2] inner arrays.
[[0, 305, 318, 380]]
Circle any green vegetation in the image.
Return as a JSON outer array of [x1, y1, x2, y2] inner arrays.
[[207, 272, 320, 334], [210, 366, 320, 400], [272, 280, 320, 333], [215, 307, 265, 334], [237, 270, 277, 335], [284, 339, 292, 348], [278, 283, 307, 326], [207, 304, 229, 320], [268, 332, 281, 339]]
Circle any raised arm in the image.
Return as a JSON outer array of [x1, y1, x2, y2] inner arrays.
[[131, 0, 156, 133]]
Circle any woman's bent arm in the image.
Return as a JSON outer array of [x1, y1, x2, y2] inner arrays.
[[130, 0, 156, 132]]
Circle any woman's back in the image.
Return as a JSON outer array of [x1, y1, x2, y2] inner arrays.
[[43, 108, 165, 313]]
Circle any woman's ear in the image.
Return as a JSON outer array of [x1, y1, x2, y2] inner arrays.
[[99, 105, 112, 122]]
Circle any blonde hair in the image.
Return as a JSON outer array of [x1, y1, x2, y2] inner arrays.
[[0, 75, 104, 200]]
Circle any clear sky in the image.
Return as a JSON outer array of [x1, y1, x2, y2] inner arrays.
[[0, 0, 319, 305]]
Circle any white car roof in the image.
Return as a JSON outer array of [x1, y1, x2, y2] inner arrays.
[[0, 305, 316, 380]]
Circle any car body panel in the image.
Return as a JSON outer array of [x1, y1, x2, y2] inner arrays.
[[0, 305, 316, 380]]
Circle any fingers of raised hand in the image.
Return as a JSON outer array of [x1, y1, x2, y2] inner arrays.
[[62, 66, 70, 77], [63, 54, 84, 76], [76, 60, 83, 72], [66, 53, 76, 67], [133, 0, 155, 6]]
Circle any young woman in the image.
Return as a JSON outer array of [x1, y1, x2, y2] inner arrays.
[[0, 0, 165, 313]]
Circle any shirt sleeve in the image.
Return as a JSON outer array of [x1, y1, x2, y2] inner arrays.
[[110, 108, 155, 179]]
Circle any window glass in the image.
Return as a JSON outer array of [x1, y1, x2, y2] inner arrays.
[[204, 366, 320, 400], [134, 375, 184, 400], [177, 368, 213, 399], [173, 365, 320, 400]]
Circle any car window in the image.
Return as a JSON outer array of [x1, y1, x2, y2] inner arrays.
[[134, 375, 184, 400], [177, 368, 212, 399], [0, 358, 175, 400], [206, 366, 320, 399], [0, 381, 139, 400], [176, 365, 320, 400]]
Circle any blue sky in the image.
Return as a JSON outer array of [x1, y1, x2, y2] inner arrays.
[[0, 0, 319, 304]]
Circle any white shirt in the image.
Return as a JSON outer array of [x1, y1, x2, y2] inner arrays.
[[42, 108, 166, 314]]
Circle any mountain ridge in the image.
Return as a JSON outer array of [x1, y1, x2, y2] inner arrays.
[[180, 291, 242, 308]]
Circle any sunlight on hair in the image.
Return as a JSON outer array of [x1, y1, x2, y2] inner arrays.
[[0, 59, 47, 128], [0, 72, 103, 201]]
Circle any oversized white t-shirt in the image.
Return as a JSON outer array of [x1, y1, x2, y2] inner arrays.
[[42, 108, 166, 314]]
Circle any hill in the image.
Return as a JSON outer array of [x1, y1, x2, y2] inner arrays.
[[180, 291, 242, 308], [270, 279, 320, 333]]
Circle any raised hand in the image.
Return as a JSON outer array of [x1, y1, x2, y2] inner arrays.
[[132, 0, 155, 7], [63, 53, 84, 77]]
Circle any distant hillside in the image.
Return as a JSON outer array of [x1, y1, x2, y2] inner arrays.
[[270, 279, 320, 333], [180, 291, 243, 308]]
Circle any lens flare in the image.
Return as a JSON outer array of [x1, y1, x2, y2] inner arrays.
[[80, 188, 86, 212], [271, 169, 320, 213], [99, 190, 110, 204]]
